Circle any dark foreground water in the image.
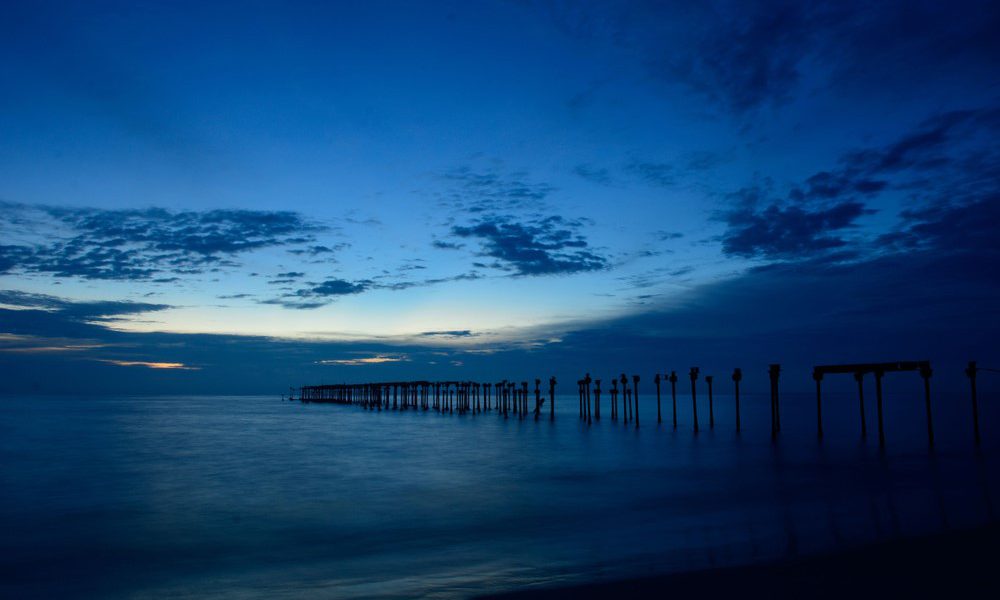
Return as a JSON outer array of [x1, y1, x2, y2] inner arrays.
[[1, 388, 997, 598]]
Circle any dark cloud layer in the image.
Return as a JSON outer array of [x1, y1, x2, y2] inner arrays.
[[451, 215, 606, 276], [721, 107, 1000, 261], [1, 204, 322, 280], [438, 166, 554, 213], [0, 289, 170, 321], [533, 1, 1000, 114], [262, 278, 371, 309]]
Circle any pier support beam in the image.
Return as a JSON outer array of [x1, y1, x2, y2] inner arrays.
[[655, 374, 662, 424], [966, 362, 980, 446], [549, 376, 556, 420], [732, 368, 742, 433], [875, 369, 885, 448], [669, 371, 678, 429], [813, 369, 824, 439], [690, 367, 699, 433], [633, 375, 640, 429], [706, 375, 714, 429], [769, 364, 781, 439], [921, 364, 934, 448]]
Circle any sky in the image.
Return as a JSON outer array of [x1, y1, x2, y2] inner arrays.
[[1, 0, 999, 394]]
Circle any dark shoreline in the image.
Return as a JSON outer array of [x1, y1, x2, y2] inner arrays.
[[480, 523, 1000, 599]]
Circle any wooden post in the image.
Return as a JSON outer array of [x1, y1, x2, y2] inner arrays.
[[854, 372, 866, 438], [732, 368, 742, 433], [966, 362, 980, 446], [690, 367, 699, 433], [534, 378, 541, 419], [611, 380, 618, 420], [655, 374, 662, 424], [814, 369, 823, 439], [633, 375, 640, 429], [594, 379, 601, 420], [522, 381, 529, 420], [619, 373, 631, 423], [549, 376, 556, 420], [706, 375, 714, 428], [875, 369, 885, 448], [921, 364, 934, 448], [670, 371, 678, 428], [585, 374, 592, 425], [769, 364, 781, 438]]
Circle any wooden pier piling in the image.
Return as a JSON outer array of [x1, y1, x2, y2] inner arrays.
[[769, 364, 781, 439], [633, 375, 640, 429], [594, 379, 601, 420], [966, 362, 980, 445], [732, 368, 742, 433], [655, 373, 662, 424], [706, 375, 714, 429], [813, 369, 824, 439], [690, 367, 700, 433], [670, 371, 678, 428]]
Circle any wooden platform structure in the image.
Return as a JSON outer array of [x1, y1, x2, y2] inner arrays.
[[812, 361, 933, 447], [299, 378, 557, 419], [296, 359, 988, 447]]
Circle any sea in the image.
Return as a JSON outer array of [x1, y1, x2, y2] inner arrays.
[[1, 385, 997, 598]]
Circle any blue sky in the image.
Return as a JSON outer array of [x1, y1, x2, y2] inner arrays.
[[2, 0, 999, 393]]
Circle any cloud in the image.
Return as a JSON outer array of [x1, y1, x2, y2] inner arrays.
[[287, 244, 347, 258], [721, 106, 1000, 261], [97, 359, 198, 370], [573, 164, 613, 185], [432, 240, 464, 250], [721, 197, 873, 260], [450, 215, 607, 276], [531, 2, 1000, 115], [438, 166, 554, 213], [0, 204, 322, 281], [317, 353, 409, 366], [377, 272, 484, 291], [660, 2, 821, 113], [626, 161, 675, 186], [262, 278, 370, 309], [0, 333, 108, 354], [312, 279, 369, 296], [878, 195, 1000, 255], [0, 289, 171, 321], [419, 330, 475, 338]]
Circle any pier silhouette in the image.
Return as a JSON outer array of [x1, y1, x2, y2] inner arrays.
[[297, 359, 990, 447]]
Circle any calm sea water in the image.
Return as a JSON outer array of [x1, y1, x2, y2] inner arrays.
[[1, 388, 997, 598]]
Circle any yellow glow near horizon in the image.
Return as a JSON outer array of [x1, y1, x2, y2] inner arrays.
[[98, 360, 197, 370]]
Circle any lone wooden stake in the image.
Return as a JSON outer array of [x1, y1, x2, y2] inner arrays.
[[875, 369, 885, 448], [705, 375, 714, 428], [814, 369, 824, 439], [633, 375, 640, 429], [669, 371, 678, 428], [769, 364, 781, 439], [966, 362, 980, 445], [920, 364, 934, 448], [854, 371, 866, 438], [732, 368, 742, 433], [690, 367, 699, 433], [549, 376, 557, 421], [655, 374, 662, 424], [594, 379, 601, 420]]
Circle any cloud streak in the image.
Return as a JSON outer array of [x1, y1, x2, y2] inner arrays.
[[451, 215, 607, 276], [0, 204, 322, 281]]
